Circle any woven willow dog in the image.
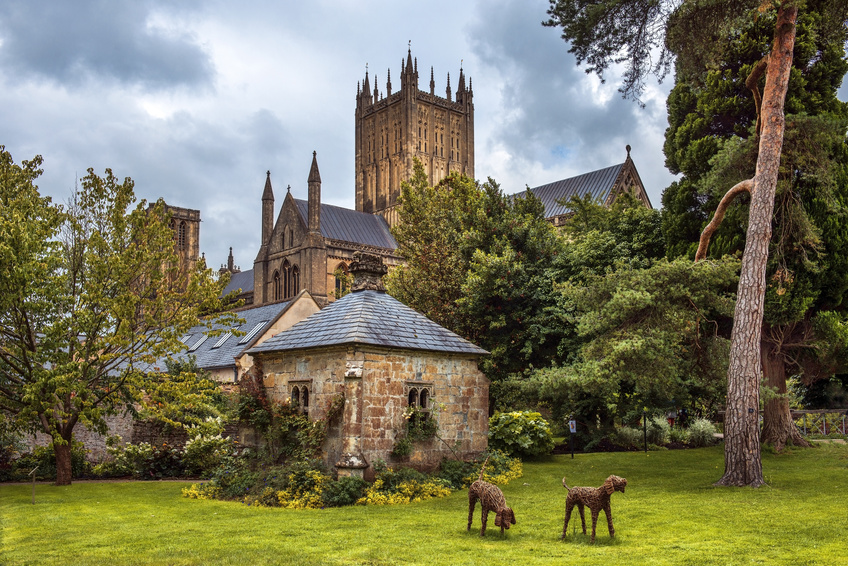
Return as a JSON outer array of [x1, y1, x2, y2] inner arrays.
[[467, 457, 516, 537], [561, 475, 627, 542]]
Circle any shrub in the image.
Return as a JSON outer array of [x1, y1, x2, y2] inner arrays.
[[669, 426, 690, 444], [357, 465, 452, 505], [488, 411, 555, 458], [323, 476, 369, 507], [182, 417, 236, 477], [10, 441, 90, 481], [613, 426, 643, 449], [687, 418, 719, 447], [182, 482, 222, 500], [646, 416, 670, 445], [461, 450, 523, 487], [100, 441, 184, 479], [275, 469, 331, 509], [436, 458, 475, 490]]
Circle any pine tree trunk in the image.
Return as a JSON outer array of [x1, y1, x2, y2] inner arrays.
[[54, 442, 73, 486], [760, 338, 810, 450], [716, 6, 797, 488]]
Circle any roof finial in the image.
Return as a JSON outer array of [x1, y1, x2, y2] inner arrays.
[[287, 184, 291, 193], [626, 144, 631, 158]]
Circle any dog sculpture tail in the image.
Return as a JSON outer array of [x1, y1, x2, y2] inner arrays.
[[478, 455, 490, 482], [562, 477, 570, 489]]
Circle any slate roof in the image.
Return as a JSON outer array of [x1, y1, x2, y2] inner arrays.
[[247, 290, 487, 356], [513, 162, 625, 219], [174, 300, 294, 370], [294, 199, 397, 250], [221, 269, 255, 297]]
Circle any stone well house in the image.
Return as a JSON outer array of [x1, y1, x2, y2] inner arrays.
[[246, 253, 489, 478]]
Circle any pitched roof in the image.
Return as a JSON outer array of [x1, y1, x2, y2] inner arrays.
[[513, 162, 625, 219], [247, 290, 487, 356], [174, 300, 294, 370], [294, 199, 397, 250], [221, 269, 255, 297]]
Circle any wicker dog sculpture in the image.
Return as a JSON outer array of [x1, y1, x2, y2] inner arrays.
[[561, 475, 627, 542], [467, 457, 516, 537]]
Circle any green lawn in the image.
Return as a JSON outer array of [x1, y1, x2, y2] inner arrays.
[[2, 443, 846, 565]]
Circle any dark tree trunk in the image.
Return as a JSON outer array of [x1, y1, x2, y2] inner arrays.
[[54, 441, 73, 486], [760, 338, 810, 450], [716, 6, 797, 488]]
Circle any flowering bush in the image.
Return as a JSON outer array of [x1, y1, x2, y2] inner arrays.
[[488, 411, 555, 458], [460, 451, 523, 487], [182, 417, 236, 477], [182, 482, 222, 500], [357, 476, 452, 505], [275, 469, 331, 509]]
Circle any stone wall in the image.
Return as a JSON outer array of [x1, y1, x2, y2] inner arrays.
[[260, 344, 489, 477], [24, 413, 241, 463]]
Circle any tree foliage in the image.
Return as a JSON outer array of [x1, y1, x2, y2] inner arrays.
[[0, 148, 233, 484], [387, 160, 571, 382], [527, 257, 739, 443]]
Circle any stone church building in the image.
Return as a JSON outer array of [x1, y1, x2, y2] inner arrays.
[[246, 253, 489, 478]]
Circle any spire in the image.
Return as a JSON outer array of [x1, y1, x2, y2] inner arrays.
[[261, 171, 274, 248], [308, 151, 321, 234], [414, 56, 418, 76], [227, 247, 234, 271], [262, 170, 274, 201], [458, 63, 466, 93], [446, 72, 452, 101], [362, 66, 371, 106], [430, 66, 435, 95], [406, 44, 413, 73], [308, 151, 321, 184], [386, 68, 391, 95]]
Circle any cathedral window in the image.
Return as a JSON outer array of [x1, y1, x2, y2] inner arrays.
[[282, 260, 291, 298], [290, 265, 300, 297], [334, 262, 349, 296], [273, 270, 282, 301]]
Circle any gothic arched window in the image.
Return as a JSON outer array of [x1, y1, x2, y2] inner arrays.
[[290, 265, 300, 297], [282, 260, 291, 299], [334, 263, 349, 296], [273, 270, 281, 301]]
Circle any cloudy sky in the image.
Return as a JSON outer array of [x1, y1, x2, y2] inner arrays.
[[2, 0, 846, 268]]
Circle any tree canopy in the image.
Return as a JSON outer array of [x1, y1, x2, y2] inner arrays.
[[545, 0, 848, 486], [387, 160, 572, 383], [0, 147, 234, 484]]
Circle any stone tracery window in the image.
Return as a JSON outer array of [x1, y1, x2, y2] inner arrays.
[[273, 270, 282, 301], [290, 381, 311, 414]]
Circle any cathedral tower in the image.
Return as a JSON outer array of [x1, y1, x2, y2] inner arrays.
[[355, 48, 474, 226]]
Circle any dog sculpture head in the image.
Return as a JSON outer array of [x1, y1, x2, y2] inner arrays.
[[603, 475, 627, 495], [495, 507, 517, 529]]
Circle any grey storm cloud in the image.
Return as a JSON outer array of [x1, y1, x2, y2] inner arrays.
[[469, 0, 643, 170], [0, 0, 213, 90]]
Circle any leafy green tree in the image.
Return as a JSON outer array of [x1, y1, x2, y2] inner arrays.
[[659, 1, 848, 450], [0, 149, 233, 485], [662, 1, 848, 258], [546, 0, 848, 486], [387, 159, 571, 383], [527, 257, 739, 444]]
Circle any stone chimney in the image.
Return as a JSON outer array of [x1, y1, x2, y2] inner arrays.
[[349, 252, 387, 292]]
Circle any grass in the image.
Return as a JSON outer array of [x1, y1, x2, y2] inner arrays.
[[2, 443, 847, 565]]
